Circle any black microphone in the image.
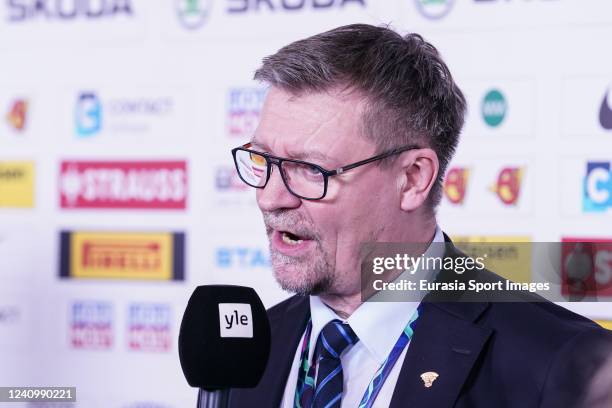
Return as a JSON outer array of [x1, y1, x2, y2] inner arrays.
[[179, 285, 271, 408]]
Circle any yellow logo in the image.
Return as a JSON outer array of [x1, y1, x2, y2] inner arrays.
[[60, 231, 185, 280], [452, 236, 532, 283], [0, 161, 34, 207]]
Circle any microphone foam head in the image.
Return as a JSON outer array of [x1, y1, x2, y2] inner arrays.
[[178, 285, 271, 390]]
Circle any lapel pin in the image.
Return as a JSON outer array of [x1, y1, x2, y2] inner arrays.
[[420, 371, 439, 388]]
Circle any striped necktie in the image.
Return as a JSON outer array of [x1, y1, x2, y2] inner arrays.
[[302, 319, 359, 408]]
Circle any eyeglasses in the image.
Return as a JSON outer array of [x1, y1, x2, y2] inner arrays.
[[231, 142, 420, 200]]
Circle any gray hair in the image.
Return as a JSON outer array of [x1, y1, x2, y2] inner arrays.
[[254, 23, 466, 208]]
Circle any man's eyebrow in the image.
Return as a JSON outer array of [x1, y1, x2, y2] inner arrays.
[[287, 150, 332, 163], [248, 140, 268, 151], [248, 140, 333, 163]]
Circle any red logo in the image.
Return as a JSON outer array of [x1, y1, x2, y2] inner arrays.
[[60, 161, 187, 209], [6, 99, 28, 131], [444, 167, 469, 204], [561, 238, 612, 298], [491, 167, 522, 205]]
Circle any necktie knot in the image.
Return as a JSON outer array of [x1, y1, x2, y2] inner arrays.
[[317, 319, 359, 361]]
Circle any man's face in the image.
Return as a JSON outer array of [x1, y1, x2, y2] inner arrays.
[[251, 87, 400, 297]]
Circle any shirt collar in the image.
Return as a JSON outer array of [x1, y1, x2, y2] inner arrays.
[[309, 226, 444, 365], [308, 295, 342, 361]]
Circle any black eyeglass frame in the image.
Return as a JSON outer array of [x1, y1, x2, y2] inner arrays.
[[231, 142, 421, 201]]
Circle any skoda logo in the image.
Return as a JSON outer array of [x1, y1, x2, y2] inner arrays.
[[176, 0, 212, 29], [414, 0, 455, 20]]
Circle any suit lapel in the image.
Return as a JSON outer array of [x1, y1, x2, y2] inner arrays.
[[390, 235, 493, 408], [249, 296, 310, 408], [389, 301, 492, 408]]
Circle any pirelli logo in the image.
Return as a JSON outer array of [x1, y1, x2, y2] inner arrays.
[[59, 231, 185, 280]]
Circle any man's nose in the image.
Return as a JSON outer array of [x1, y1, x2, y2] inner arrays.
[[256, 165, 301, 211]]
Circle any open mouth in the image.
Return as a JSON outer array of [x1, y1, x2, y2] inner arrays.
[[280, 231, 304, 245], [266, 223, 316, 256]]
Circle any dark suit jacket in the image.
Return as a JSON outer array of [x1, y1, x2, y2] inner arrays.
[[229, 240, 612, 408]]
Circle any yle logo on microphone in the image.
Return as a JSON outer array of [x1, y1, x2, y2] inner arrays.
[[218, 303, 253, 338]]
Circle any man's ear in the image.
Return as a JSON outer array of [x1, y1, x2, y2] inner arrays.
[[397, 148, 439, 212]]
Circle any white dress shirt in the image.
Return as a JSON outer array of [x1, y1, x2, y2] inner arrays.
[[280, 227, 444, 408]]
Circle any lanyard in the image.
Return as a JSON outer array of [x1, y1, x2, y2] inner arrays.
[[294, 307, 420, 408]]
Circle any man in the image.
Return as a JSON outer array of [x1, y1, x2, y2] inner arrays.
[[228, 24, 611, 407]]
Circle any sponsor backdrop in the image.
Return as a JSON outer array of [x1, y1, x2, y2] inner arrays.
[[1, 0, 612, 406]]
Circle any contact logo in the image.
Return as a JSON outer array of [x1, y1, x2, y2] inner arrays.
[[74, 91, 174, 137], [75, 92, 102, 137], [414, 0, 454, 20]]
